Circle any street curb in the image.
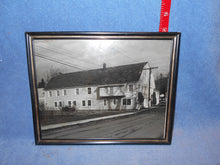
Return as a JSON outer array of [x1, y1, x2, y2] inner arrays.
[[41, 112, 136, 131]]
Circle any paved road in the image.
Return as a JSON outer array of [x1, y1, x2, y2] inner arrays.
[[42, 106, 166, 139]]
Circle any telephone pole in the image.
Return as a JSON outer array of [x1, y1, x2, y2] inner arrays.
[[143, 66, 158, 108]]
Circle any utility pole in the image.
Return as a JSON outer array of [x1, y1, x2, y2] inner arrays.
[[143, 66, 158, 108]]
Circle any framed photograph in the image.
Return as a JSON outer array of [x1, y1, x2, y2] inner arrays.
[[26, 32, 180, 145]]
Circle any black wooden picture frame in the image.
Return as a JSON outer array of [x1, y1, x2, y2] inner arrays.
[[25, 32, 180, 145]]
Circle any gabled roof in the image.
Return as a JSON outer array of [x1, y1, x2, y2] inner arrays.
[[44, 62, 147, 90]]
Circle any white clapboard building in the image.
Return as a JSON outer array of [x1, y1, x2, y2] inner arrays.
[[40, 62, 158, 111]]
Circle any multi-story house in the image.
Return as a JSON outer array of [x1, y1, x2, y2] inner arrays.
[[41, 62, 158, 111]]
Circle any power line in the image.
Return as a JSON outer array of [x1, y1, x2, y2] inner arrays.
[[34, 46, 91, 70], [35, 54, 85, 70], [112, 46, 136, 62], [34, 40, 138, 69], [36, 42, 100, 67]]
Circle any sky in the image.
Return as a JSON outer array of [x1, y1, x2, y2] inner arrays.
[[33, 39, 173, 83]]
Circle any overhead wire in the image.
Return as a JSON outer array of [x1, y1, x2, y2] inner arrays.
[[37, 41, 100, 67], [34, 46, 90, 70], [35, 53, 87, 70]]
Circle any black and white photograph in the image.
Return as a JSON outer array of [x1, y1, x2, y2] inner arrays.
[[26, 32, 180, 144]]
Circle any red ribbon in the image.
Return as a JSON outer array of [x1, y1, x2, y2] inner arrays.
[[159, 0, 171, 32]]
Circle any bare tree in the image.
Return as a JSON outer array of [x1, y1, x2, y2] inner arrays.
[[38, 78, 46, 88], [155, 73, 169, 95], [45, 66, 63, 83]]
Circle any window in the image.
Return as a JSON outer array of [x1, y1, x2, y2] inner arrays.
[[123, 99, 126, 105], [110, 87, 113, 95], [127, 99, 131, 105], [88, 88, 91, 94], [64, 90, 67, 96], [82, 100, 86, 106], [73, 101, 76, 106], [113, 98, 116, 104], [48, 91, 52, 97], [88, 100, 91, 106], [104, 100, 107, 106], [54, 102, 57, 107], [59, 101, 62, 107], [68, 101, 71, 107], [76, 88, 79, 95], [129, 85, 133, 92], [57, 90, 60, 97], [123, 99, 131, 105]]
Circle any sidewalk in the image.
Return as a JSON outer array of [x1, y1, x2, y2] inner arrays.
[[41, 111, 136, 131]]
